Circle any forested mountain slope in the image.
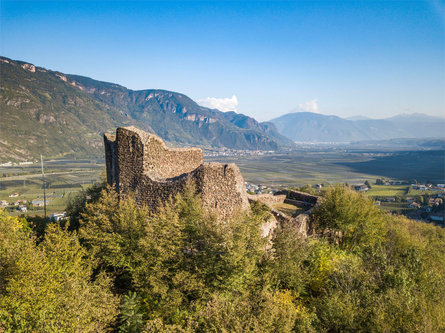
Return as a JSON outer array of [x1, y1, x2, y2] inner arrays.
[[0, 57, 291, 162]]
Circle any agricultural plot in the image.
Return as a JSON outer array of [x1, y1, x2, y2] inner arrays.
[[378, 202, 416, 214], [407, 188, 444, 196], [206, 150, 381, 186], [1, 148, 443, 217], [208, 149, 444, 187], [0, 159, 103, 216], [367, 185, 409, 197], [337, 150, 444, 183]]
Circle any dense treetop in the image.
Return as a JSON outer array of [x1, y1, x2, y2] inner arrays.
[[1, 184, 444, 332]]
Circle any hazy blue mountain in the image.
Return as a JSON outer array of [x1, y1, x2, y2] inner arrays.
[[386, 113, 444, 123], [270, 112, 368, 142], [0, 56, 292, 162], [346, 115, 372, 121], [270, 112, 445, 143]]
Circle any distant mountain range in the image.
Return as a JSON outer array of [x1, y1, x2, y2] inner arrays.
[[0, 56, 292, 162], [1, 56, 443, 163], [270, 112, 445, 143]]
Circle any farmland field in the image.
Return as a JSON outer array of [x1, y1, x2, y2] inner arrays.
[[378, 202, 417, 214], [1, 147, 443, 217], [337, 150, 444, 183], [367, 185, 409, 197], [206, 149, 444, 186], [206, 150, 381, 186], [0, 159, 104, 216]]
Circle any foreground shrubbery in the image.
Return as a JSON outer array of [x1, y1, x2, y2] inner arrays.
[[1, 184, 444, 332]]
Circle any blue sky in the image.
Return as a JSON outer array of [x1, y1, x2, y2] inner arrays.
[[1, 0, 444, 121]]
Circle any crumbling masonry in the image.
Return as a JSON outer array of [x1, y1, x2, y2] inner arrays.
[[104, 126, 250, 218]]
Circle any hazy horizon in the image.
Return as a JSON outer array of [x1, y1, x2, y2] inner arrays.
[[1, 1, 444, 121]]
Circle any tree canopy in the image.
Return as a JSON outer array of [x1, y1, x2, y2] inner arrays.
[[1, 184, 444, 332]]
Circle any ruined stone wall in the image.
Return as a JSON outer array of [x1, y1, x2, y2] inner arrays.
[[142, 136, 202, 180], [104, 133, 118, 187], [194, 163, 250, 218], [247, 193, 286, 206], [275, 190, 319, 205], [247, 190, 320, 237], [115, 127, 145, 195], [128, 163, 249, 219], [104, 126, 249, 219], [133, 173, 191, 210]]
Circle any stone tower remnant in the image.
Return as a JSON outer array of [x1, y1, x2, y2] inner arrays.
[[104, 126, 250, 218]]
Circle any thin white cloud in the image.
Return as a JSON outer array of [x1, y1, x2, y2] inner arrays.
[[198, 95, 238, 112], [298, 99, 319, 113]]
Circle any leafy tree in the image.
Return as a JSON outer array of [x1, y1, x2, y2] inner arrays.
[[312, 185, 385, 251], [65, 180, 107, 230], [3, 175, 445, 332], [0, 209, 119, 332], [306, 190, 445, 332], [119, 291, 145, 333], [78, 182, 270, 328], [268, 222, 309, 295]]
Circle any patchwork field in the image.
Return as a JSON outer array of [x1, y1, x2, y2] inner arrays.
[[1, 148, 443, 217], [337, 150, 444, 183], [366, 185, 410, 197], [0, 159, 104, 216], [206, 150, 381, 186], [206, 149, 444, 186], [378, 202, 417, 213]]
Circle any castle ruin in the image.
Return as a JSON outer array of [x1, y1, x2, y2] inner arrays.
[[104, 126, 250, 218]]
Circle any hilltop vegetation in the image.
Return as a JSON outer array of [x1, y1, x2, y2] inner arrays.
[[1, 184, 444, 332], [0, 56, 291, 162]]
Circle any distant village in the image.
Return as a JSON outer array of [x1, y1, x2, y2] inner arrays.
[[245, 180, 445, 226], [350, 181, 444, 225], [0, 191, 67, 222], [203, 148, 276, 158]]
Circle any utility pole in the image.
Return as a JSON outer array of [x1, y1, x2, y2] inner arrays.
[[40, 155, 47, 221]]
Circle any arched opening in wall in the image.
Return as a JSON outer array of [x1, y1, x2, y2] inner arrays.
[[131, 136, 136, 151]]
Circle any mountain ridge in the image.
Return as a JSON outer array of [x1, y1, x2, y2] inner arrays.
[[0, 56, 292, 162], [270, 111, 445, 143]]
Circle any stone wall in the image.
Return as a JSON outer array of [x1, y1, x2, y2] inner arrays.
[[104, 133, 118, 187], [275, 189, 319, 205], [194, 163, 250, 217], [104, 126, 249, 219], [247, 193, 286, 206], [248, 190, 320, 237]]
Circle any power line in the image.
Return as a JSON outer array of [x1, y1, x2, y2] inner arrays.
[[40, 155, 47, 222]]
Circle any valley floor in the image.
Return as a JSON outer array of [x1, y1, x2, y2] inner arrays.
[[1, 148, 443, 220]]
